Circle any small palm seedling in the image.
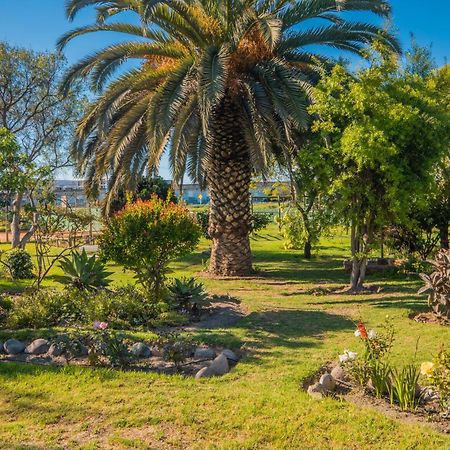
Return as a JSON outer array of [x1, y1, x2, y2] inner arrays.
[[59, 249, 112, 291]]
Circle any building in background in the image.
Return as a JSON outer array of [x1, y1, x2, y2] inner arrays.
[[53, 179, 290, 206]]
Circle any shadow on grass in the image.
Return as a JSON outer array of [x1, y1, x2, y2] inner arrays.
[[308, 295, 428, 314], [196, 309, 354, 365]]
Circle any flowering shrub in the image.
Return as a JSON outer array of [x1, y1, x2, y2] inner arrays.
[[100, 197, 202, 300], [421, 348, 450, 408], [86, 322, 133, 368]]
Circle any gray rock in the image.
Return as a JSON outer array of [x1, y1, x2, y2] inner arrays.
[[319, 373, 336, 391], [331, 365, 349, 382], [25, 338, 50, 355], [130, 342, 152, 358], [150, 346, 163, 357], [195, 366, 215, 379], [194, 347, 216, 360], [421, 387, 440, 403], [48, 343, 64, 357], [307, 382, 327, 399], [221, 349, 238, 362], [4, 339, 26, 355], [208, 353, 229, 376]]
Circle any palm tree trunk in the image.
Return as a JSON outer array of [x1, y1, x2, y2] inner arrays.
[[206, 97, 253, 276]]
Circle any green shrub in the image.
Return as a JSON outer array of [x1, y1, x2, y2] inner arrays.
[[0, 295, 12, 327], [6, 289, 84, 329], [82, 286, 158, 329], [86, 324, 133, 368], [421, 348, 450, 409], [251, 212, 273, 234], [155, 332, 195, 370], [59, 249, 113, 291], [2, 249, 34, 279], [5, 285, 159, 330], [99, 197, 201, 300]]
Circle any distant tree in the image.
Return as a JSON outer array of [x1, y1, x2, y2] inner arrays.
[[0, 42, 83, 248], [279, 135, 335, 258], [108, 175, 176, 215], [310, 44, 450, 290]]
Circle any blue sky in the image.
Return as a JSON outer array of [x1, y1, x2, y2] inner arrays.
[[1, 0, 449, 179]]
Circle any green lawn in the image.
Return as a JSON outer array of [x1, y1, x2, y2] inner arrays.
[[0, 225, 449, 449]]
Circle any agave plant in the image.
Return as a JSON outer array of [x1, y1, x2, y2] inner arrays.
[[60, 0, 400, 276], [59, 249, 113, 291], [168, 277, 208, 312], [419, 249, 450, 318]]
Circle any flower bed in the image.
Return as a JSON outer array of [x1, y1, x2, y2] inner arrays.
[[304, 320, 449, 433]]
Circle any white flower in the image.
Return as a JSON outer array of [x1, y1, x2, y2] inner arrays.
[[354, 329, 361, 338], [339, 350, 357, 363], [368, 330, 377, 340]]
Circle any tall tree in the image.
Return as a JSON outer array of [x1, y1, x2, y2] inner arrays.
[[310, 45, 450, 290], [0, 42, 82, 248], [60, 0, 399, 276]]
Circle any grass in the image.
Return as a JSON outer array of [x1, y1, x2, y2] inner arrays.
[[0, 224, 449, 449]]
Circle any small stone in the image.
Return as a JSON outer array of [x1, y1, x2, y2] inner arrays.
[[4, 339, 25, 355], [130, 342, 152, 358], [150, 346, 163, 357], [221, 349, 238, 362], [307, 382, 327, 399], [194, 347, 216, 360], [25, 339, 50, 355], [48, 343, 64, 357], [208, 354, 229, 376], [331, 365, 349, 382], [195, 366, 216, 379], [319, 373, 336, 391]]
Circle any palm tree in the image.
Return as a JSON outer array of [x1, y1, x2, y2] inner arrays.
[[60, 0, 399, 276]]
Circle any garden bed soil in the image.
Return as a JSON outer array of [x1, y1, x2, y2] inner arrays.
[[159, 295, 249, 332], [0, 346, 243, 377], [410, 312, 450, 327], [303, 364, 450, 434]]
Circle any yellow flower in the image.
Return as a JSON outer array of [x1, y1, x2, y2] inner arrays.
[[420, 362, 435, 377]]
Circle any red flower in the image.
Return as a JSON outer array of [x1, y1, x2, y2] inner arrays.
[[357, 322, 368, 340]]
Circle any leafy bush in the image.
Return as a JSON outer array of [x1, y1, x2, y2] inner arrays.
[[155, 333, 195, 370], [59, 249, 112, 291], [86, 323, 133, 368], [6, 289, 84, 329], [419, 249, 450, 318], [0, 295, 12, 327], [168, 277, 208, 313], [2, 249, 34, 279], [100, 197, 201, 300], [82, 286, 158, 329], [5, 286, 158, 330], [421, 348, 450, 409]]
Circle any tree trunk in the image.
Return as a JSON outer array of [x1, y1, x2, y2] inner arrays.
[[439, 223, 449, 249], [206, 97, 253, 276], [304, 240, 312, 259], [10, 192, 22, 248]]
